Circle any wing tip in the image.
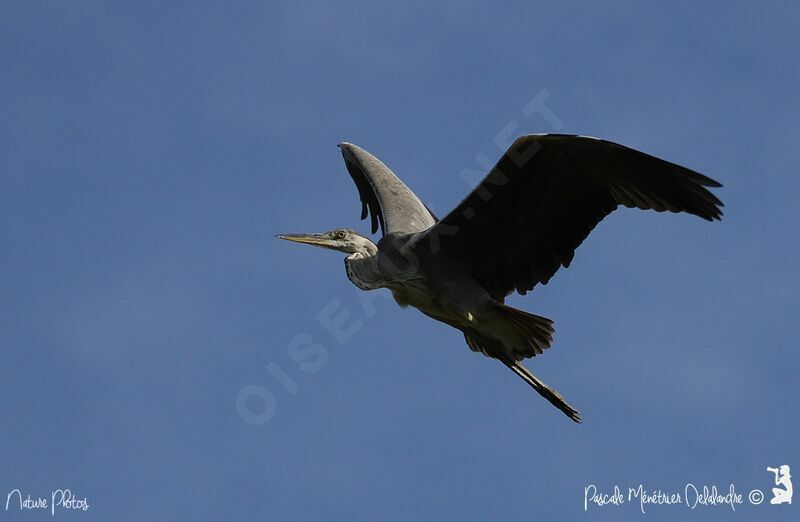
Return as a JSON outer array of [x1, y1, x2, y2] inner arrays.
[[338, 141, 355, 158]]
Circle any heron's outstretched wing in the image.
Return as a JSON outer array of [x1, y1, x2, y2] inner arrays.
[[339, 142, 437, 235], [420, 134, 723, 300]]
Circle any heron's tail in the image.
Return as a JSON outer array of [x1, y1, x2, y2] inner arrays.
[[495, 303, 555, 356], [502, 359, 582, 423]]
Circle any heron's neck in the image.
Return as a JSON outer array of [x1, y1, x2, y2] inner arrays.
[[349, 237, 378, 257], [345, 249, 381, 290]]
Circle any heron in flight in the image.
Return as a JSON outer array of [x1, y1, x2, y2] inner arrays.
[[278, 134, 723, 422]]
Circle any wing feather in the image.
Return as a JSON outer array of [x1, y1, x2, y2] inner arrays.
[[339, 142, 436, 235], [419, 134, 723, 300]]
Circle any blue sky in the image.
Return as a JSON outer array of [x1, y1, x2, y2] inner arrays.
[[1, 1, 798, 520]]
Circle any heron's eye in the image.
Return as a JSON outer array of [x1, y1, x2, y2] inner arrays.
[[336, 230, 346, 239]]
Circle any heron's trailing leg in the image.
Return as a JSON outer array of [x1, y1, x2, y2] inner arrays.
[[503, 359, 582, 423], [463, 325, 581, 423]]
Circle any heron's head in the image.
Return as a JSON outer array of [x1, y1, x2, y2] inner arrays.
[[277, 228, 377, 256]]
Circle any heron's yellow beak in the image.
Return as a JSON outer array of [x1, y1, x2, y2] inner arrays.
[[276, 233, 335, 248]]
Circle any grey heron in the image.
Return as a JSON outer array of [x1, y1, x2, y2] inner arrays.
[[278, 134, 723, 422]]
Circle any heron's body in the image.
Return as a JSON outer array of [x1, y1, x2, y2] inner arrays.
[[350, 234, 556, 364], [349, 234, 490, 329], [279, 134, 724, 422]]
